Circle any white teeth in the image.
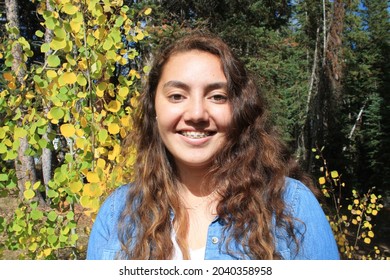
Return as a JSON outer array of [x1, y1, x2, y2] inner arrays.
[[181, 131, 211, 139]]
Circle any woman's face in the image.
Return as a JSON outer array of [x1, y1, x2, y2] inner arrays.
[[155, 50, 232, 172]]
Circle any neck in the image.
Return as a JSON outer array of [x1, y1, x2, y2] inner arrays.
[[175, 163, 222, 213], [177, 164, 210, 196]]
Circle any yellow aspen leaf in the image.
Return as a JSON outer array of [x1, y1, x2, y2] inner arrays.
[[364, 237, 371, 244], [372, 209, 378, 216], [144, 7, 152, 15], [83, 184, 95, 196], [136, 32, 144, 41], [50, 37, 67, 51], [70, 19, 82, 33], [14, 127, 27, 139], [23, 189, 35, 200], [3, 72, 14, 82], [108, 143, 120, 161], [75, 137, 87, 149], [97, 158, 106, 169], [107, 100, 121, 113], [80, 195, 91, 208], [108, 123, 120, 134], [318, 177, 326, 185], [352, 219, 358, 225], [75, 128, 84, 137], [78, 59, 88, 70], [368, 231, 374, 238], [32, 181, 41, 190], [353, 199, 359, 205], [130, 96, 139, 107], [0, 127, 6, 139], [26, 91, 35, 99], [60, 123, 76, 137], [80, 117, 88, 128], [63, 3, 78, 15], [86, 172, 100, 183], [120, 115, 131, 127], [119, 57, 128, 65], [330, 170, 339, 178], [96, 82, 107, 97], [363, 221, 372, 229], [8, 82, 16, 90], [70, 181, 83, 193], [42, 248, 52, 257], [118, 86, 129, 98], [129, 69, 137, 77], [62, 72, 77, 85], [46, 70, 57, 79], [120, 127, 126, 138], [342, 215, 347, 221], [93, 28, 106, 40]]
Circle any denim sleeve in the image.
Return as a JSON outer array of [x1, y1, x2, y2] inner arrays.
[[285, 178, 340, 260], [86, 185, 129, 260]]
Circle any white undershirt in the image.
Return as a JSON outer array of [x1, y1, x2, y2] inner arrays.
[[171, 232, 205, 260]]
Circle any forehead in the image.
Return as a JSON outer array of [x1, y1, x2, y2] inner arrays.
[[159, 50, 225, 81]]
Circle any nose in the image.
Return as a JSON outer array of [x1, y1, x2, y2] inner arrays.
[[183, 97, 209, 123]]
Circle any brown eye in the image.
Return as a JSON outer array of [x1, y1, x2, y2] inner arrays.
[[210, 94, 228, 103], [168, 94, 185, 102]]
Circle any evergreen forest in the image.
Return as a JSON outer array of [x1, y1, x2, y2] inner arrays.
[[0, 0, 389, 260]]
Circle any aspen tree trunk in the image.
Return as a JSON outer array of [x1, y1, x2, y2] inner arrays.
[[5, 0, 40, 202], [41, 0, 54, 202]]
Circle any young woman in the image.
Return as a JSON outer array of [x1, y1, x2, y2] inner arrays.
[[86, 33, 340, 260]]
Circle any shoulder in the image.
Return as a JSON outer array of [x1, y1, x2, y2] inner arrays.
[[283, 177, 318, 213], [98, 184, 131, 220], [86, 184, 131, 260]]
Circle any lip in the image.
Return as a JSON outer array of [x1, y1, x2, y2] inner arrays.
[[177, 131, 213, 146]]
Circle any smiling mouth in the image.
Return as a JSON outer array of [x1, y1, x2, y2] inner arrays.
[[180, 131, 215, 139]]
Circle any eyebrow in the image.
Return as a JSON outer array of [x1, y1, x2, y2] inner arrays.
[[162, 80, 228, 92]]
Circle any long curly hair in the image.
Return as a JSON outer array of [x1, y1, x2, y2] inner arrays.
[[117, 32, 317, 259]]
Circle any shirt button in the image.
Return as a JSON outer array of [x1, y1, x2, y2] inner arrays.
[[211, 237, 219, 244]]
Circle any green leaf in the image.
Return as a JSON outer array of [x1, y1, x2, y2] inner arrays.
[[0, 143, 7, 154], [102, 37, 113, 50], [0, 173, 8, 181], [98, 129, 108, 143], [48, 234, 58, 245], [49, 107, 65, 120], [47, 55, 61, 67], [47, 189, 58, 198], [35, 30, 44, 38], [47, 211, 57, 222], [41, 43, 50, 53], [54, 27, 66, 39], [31, 209, 43, 221]]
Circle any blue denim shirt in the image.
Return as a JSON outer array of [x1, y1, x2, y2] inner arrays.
[[86, 178, 340, 260]]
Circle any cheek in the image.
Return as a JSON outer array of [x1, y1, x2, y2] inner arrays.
[[217, 107, 233, 128]]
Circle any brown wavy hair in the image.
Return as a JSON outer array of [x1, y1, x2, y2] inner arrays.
[[117, 32, 317, 259]]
